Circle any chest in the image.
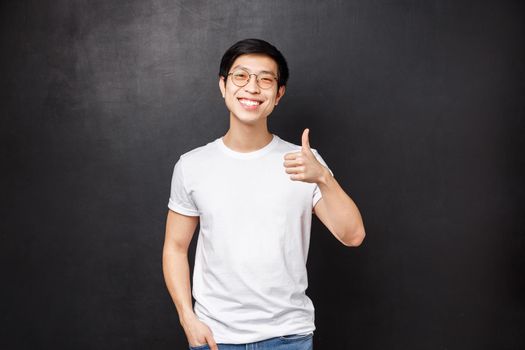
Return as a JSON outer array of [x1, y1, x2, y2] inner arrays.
[[190, 161, 313, 219]]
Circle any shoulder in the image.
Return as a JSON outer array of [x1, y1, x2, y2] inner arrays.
[[180, 138, 218, 160], [172, 138, 219, 174], [276, 136, 300, 151], [275, 135, 320, 155]]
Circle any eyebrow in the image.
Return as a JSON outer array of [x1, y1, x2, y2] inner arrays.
[[231, 65, 277, 76]]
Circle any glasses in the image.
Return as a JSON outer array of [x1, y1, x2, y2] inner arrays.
[[227, 69, 278, 89]]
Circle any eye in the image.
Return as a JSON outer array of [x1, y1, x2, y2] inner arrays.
[[233, 71, 249, 79]]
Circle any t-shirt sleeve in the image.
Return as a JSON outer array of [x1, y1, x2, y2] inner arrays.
[[312, 149, 334, 211], [168, 156, 200, 216]]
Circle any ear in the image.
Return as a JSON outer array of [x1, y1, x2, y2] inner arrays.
[[274, 85, 286, 106], [219, 76, 226, 98]]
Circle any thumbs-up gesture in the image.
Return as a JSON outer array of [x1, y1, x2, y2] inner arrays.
[[283, 128, 328, 183]]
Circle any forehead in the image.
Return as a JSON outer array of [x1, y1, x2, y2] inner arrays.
[[230, 54, 278, 74]]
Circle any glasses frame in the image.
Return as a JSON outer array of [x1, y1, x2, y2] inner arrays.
[[227, 68, 278, 90]]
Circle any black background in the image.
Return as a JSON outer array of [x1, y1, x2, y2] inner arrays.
[[2, 1, 524, 349]]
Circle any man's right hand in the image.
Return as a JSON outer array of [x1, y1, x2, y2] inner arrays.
[[181, 314, 218, 350]]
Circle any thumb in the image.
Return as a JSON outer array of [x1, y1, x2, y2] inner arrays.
[[302, 128, 311, 152]]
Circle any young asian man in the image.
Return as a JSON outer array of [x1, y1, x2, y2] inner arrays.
[[162, 38, 365, 350]]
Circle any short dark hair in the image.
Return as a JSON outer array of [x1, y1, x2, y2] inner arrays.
[[219, 38, 289, 89]]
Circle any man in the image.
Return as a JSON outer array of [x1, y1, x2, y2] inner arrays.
[[163, 38, 365, 350]]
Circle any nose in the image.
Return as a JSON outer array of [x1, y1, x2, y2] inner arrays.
[[243, 74, 260, 93]]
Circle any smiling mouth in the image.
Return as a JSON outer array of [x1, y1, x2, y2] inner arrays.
[[238, 98, 262, 107]]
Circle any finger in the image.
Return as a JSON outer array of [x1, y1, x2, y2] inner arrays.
[[289, 173, 305, 181], [301, 128, 311, 152], [283, 151, 302, 160], [284, 166, 305, 174], [283, 158, 304, 167], [206, 336, 218, 350]]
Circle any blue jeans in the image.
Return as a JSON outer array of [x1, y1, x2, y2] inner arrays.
[[189, 333, 314, 350]]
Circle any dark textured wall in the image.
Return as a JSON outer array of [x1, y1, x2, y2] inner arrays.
[[2, 1, 524, 349]]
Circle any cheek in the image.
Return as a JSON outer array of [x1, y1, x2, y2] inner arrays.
[[224, 88, 240, 104], [265, 95, 277, 108], [226, 86, 239, 101], [262, 101, 277, 114], [225, 96, 238, 110]]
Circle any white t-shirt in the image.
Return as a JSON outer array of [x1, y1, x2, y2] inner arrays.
[[168, 133, 334, 344]]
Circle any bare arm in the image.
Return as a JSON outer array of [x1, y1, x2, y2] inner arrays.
[[313, 169, 366, 247], [162, 209, 218, 350], [162, 209, 198, 322]]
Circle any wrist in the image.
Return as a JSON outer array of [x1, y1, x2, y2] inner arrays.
[[317, 166, 332, 186], [179, 308, 197, 327]]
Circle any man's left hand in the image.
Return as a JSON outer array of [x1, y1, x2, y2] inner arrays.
[[283, 128, 328, 184]]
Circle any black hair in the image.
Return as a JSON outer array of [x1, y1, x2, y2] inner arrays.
[[219, 38, 289, 89]]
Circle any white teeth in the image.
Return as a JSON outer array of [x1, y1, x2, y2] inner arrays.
[[239, 99, 260, 106]]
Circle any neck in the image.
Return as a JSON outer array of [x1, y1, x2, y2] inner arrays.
[[222, 113, 273, 153]]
